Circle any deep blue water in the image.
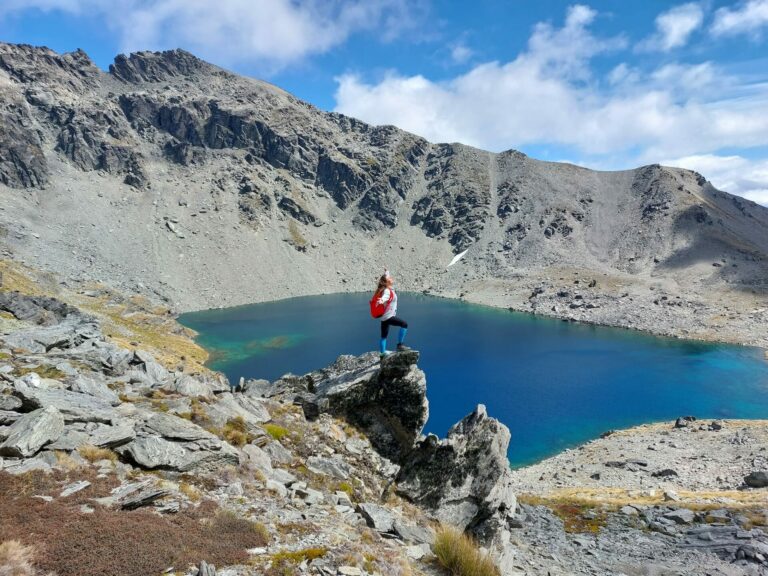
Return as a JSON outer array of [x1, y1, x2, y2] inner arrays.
[[179, 293, 768, 467]]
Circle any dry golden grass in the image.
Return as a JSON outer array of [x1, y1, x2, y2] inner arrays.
[[432, 526, 499, 576], [0, 540, 38, 576], [77, 445, 117, 464], [519, 487, 768, 510]]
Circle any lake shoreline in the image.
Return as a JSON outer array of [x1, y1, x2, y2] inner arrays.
[[179, 283, 768, 362]]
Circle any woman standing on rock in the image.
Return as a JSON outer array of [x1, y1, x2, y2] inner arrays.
[[371, 269, 410, 360]]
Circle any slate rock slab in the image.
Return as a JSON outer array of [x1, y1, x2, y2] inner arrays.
[[88, 423, 136, 448], [0, 406, 64, 457], [357, 502, 395, 533], [14, 384, 118, 423]]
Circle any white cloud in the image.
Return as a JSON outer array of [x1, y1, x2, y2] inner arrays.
[[663, 154, 768, 205], [450, 43, 473, 64], [0, 0, 419, 69], [637, 2, 704, 52], [711, 0, 768, 38], [336, 25, 768, 160]]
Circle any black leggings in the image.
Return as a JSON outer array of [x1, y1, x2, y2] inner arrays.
[[381, 316, 408, 338]]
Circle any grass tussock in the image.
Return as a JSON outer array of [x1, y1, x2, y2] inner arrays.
[[0, 540, 42, 576], [221, 417, 253, 447], [77, 445, 117, 464], [432, 526, 500, 576]]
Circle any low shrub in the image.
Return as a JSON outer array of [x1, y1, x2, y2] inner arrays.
[[432, 525, 499, 576], [0, 472, 268, 576]]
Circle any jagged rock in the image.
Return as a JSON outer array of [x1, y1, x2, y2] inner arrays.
[[46, 428, 89, 451], [0, 406, 64, 457], [205, 393, 270, 428], [306, 455, 353, 479], [13, 383, 119, 423], [675, 416, 697, 428], [197, 560, 217, 576], [744, 471, 768, 488], [4, 455, 52, 475], [242, 443, 273, 476], [88, 423, 136, 448], [69, 374, 120, 405], [0, 394, 22, 411], [131, 350, 169, 384], [60, 480, 91, 497], [357, 503, 395, 533], [165, 373, 211, 396], [300, 351, 428, 462], [664, 509, 695, 525], [393, 519, 434, 544], [110, 49, 210, 83], [396, 404, 516, 534], [117, 435, 239, 472], [143, 412, 218, 443], [0, 410, 20, 425]]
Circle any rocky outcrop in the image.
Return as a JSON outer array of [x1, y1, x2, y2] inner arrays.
[[396, 404, 516, 537], [287, 350, 428, 462], [0, 406, 64, 457], [109, 49, 214, 83]]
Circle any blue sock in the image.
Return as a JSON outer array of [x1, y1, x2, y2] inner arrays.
[[380, 338, 387, 354], [398, 328, 407, 344]]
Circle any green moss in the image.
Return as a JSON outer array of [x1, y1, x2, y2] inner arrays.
[[13, 364, 66, 380], [264, 423, 289, 442]]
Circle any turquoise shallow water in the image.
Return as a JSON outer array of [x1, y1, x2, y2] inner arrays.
[[179, 292, 768, 467]]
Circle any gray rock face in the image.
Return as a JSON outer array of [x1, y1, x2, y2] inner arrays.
[[69, 374, 120, 405], [744, 471, 768, 488], [143, 412, 217, 442], [299, 350, 428, 462], [396, 404, 516, 534], [357, 503, 395, 533], [0, 406, 64, 457], [117, 434, 239, 473], [0, 394, 22, 411], [88, 423, 136, 448], [13, 383, 119, 423]]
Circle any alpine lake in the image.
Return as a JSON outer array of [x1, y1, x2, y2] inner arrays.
[[179, 292, 768, 467]]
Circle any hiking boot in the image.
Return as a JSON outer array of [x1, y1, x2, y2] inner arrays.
[[380, 351, 393, 361], [396, 343, 411, 352]]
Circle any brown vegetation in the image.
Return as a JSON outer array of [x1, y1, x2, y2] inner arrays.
[[0, 471, 267, 576]]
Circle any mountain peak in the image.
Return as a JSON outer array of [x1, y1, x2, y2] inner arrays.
[[109, 48, 216, 83]]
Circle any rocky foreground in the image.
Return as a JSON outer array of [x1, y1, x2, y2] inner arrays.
[[1, 287, 768, 576]]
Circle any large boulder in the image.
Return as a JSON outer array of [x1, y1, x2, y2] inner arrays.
[[298, 350, 428, 462], [13, 383, 119, 423], [116, 435, 239, 473], [0, 406, 65, 457], [396, 405, 516, 533]]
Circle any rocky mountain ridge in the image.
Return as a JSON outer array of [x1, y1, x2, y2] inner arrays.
[[0, 42, 767, 349]]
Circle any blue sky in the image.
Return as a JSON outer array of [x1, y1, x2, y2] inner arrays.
[[2, 1, 768, 204]]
